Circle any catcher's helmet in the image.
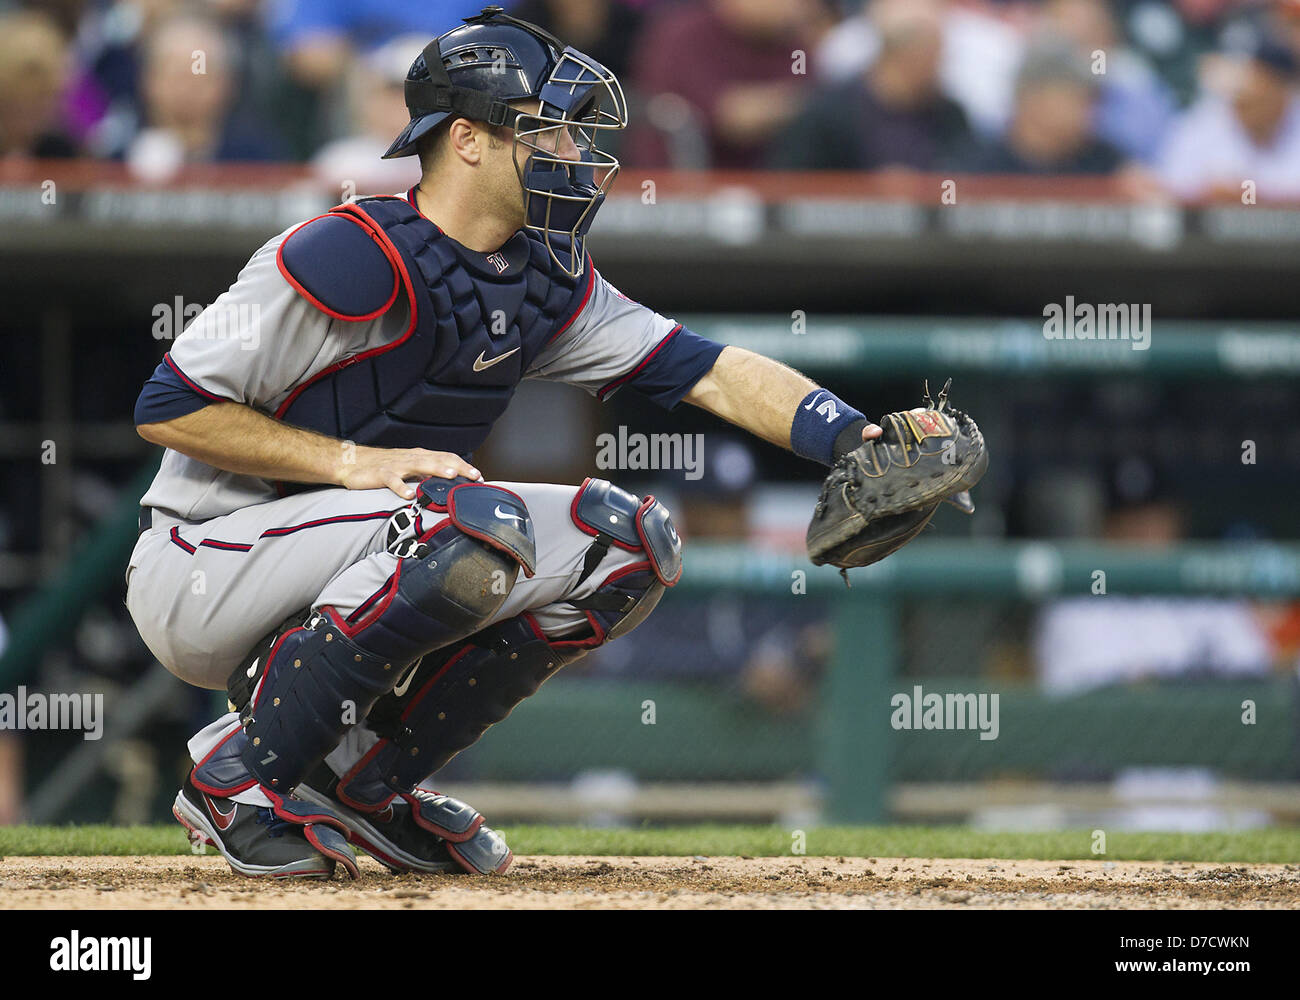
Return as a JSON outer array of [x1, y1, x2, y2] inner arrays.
[[383, 5, 626, 277]]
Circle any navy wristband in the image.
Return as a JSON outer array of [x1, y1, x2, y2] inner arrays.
[[790, 389, 867, 466]]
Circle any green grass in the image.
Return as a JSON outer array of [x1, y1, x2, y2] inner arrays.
[[2, 824, 1298, 863]]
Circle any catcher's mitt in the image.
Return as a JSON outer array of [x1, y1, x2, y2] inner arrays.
[[807, 379, 987, 573]]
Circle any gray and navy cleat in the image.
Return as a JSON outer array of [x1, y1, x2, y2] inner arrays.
[[173, 770, 359, 880], [297, 765, 512, 875]]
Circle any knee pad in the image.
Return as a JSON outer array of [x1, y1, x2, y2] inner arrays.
[[219, 483, 536, 795], [566, 478, 681, 643], [348, 480, 535, 663]]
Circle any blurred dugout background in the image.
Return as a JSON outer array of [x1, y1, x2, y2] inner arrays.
[[3, 0, 1300, 831]]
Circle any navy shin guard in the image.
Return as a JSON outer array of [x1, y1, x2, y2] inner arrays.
[[336, 615, 588, 809]]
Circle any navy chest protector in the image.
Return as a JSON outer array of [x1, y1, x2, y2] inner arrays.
[[274, 195, 592, 456]]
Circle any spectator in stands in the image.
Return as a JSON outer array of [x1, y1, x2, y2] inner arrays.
[[963, 38, 1126, 175], [311, 35, 424, 197], [769, 1, 972, 171], [739, 621, 829, 716], [1157, 36, 1300, 200], [623, 0, 820, 169], [1033, 458, 1275, 695], [124, 13, 285, 180], [0, 9, 79, 159], [817, 0, 1024, 138], [267, 0, 487, 92], [206, 0, 311, 157], [511, 0, 645, 83], [1036, 0, 1178, 164], [68, 0, 185, 156], [1279, 0, 1300, 65]]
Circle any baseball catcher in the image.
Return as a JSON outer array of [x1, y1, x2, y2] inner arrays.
[[125, 7, 974, 880]]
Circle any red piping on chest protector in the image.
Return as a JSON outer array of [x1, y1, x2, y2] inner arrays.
[[272, 203, 420, 421], [275, 213, 400, 323]]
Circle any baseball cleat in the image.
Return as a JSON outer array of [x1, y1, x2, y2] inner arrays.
[[172, 772, 357, 879], [297, 767, 512, 875]]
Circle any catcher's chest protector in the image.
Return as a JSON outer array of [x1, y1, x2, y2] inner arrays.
[[277, 196, 590, 457]]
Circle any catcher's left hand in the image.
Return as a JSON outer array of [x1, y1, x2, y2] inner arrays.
[[806, 379, 988, 571]]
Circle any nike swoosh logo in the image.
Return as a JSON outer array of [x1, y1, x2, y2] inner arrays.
[[473, 347, 519, 372], [205, 795, 238, 831], [803, 391, 826, 411], [392, 660, 421, 699], [494, 504, 524, 524]]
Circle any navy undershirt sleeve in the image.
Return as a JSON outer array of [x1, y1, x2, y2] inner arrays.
[[133, 356, 222, 424], [598, 325, 725, 410]]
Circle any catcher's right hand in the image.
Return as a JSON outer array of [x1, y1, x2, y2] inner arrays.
[[806, 379, 987, 572]]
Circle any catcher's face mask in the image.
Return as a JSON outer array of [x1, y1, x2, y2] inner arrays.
[[512, 47, 627, 278]]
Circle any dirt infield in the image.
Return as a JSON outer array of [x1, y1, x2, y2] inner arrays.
[[2, 854, 1298, 909]]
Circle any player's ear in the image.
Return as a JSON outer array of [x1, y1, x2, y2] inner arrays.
[[446, 117, 482, 165]]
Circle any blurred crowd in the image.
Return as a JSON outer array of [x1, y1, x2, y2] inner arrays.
[[3, 0, 1300, 199]]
